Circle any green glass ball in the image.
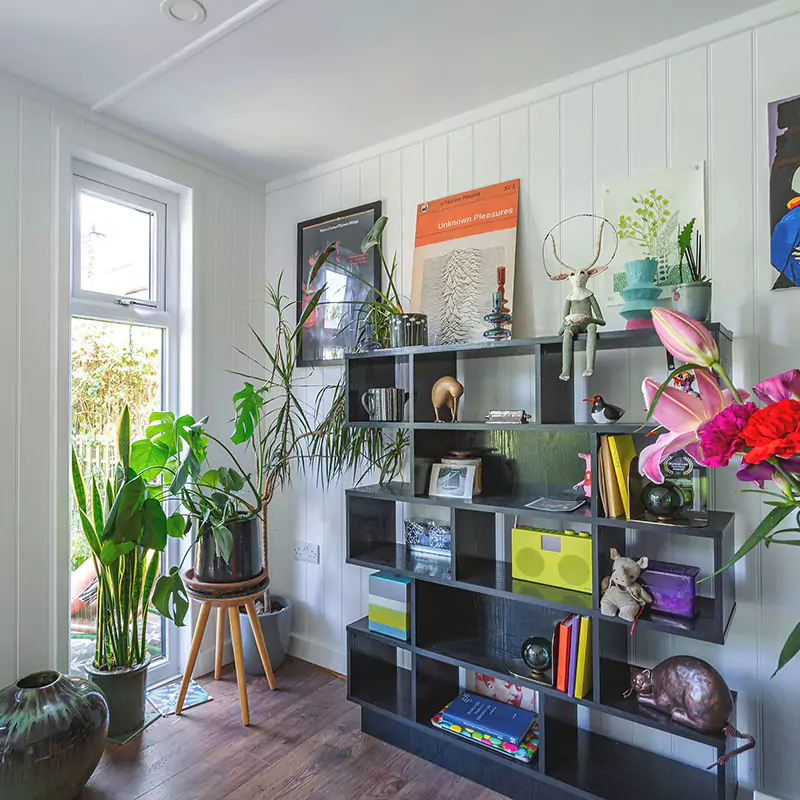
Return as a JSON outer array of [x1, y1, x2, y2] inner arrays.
[[521, 636, 552, 673], [642, 481, 685, 520]]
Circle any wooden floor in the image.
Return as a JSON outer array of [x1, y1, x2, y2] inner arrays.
[[80, 656, 505, 800]]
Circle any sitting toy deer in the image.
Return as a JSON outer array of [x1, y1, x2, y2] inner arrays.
[[600, 548, 652, 622], [547, 220, 609, 380]]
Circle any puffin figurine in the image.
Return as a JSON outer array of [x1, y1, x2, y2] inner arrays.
[[583, 395, 625, 424]]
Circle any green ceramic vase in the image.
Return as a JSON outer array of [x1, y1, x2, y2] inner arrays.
[[0, 670, 109, 800]]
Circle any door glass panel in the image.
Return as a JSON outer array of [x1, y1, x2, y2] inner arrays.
[[79, 192, 154, 300], [70, 318, 163, 674]]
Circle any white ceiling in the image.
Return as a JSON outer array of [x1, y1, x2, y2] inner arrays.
[[0, 0, 775, 182]]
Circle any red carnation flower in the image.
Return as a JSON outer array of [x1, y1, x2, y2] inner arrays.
[[742, 399, 800, 464]]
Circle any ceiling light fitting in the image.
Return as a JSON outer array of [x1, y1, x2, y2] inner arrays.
[[161, 0, 207, 24]]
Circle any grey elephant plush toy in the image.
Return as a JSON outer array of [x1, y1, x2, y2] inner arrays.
[[600, 548, 652, 622]]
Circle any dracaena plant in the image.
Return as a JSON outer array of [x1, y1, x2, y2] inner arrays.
[[70, 407, 189, 670], [308, 215, 410, 484]]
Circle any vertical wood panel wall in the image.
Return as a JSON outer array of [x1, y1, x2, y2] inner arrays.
[[265, 11, 800, 796], [0, 71, 266, 690]]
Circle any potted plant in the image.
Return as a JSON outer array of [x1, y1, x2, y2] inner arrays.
[[144, 276, 407, 672], [672, 218, 711, 321], [70, 407, 187, 737], [313, 216, 426, 348], [616, 189, 672, 329]]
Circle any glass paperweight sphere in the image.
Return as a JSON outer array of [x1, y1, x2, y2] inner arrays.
[[642, 481, 685, 520], [521, 636, 552, 675]]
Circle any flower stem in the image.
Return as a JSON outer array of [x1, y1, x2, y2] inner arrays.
[[711, 362, 744, 404]]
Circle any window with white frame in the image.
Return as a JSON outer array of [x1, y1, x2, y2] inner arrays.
[[70, 161, 181, 682]]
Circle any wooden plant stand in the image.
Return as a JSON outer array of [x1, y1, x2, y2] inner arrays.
[[175, 581, 277, 726]]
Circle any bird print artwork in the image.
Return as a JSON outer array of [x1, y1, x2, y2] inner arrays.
[[583, 395, 625, 424]]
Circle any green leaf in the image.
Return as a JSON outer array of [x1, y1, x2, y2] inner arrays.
[[218, 466, 245, 492], [117, 407, 131, 471], [71, 447, 87, 513], [140, 497, 168, 552], [213, 525, 234, 564], [78, 508, 102, 559], [309, 242, 337, 285], [231, 382, 264, 445], [102, 476, 145, 544], [292, 285, 326, 343], [169, 458, 190, 494], [130, 439, 170, 477], [99, 539, 135, 565], [200, 469, 220, 488], [773, 621, 800, 676], [700, 504, 796, 582], [167, 513, 187, 539], [152, 567, 189, 627], [91, 478, 104, 536], [146, 411, 178, 453], [361, 216, 387, 253]]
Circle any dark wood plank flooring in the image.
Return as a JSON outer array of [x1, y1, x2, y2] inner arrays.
[[79, 656, 505, 800]]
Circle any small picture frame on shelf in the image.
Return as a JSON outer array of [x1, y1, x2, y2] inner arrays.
[[404, 518, 451, 557], [429, 464, 476, 499]]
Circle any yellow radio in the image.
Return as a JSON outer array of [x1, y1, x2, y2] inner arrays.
[[511, 527, 593, 595]]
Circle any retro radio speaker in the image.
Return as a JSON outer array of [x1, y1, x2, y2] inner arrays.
[[511, 527, 593, 594]]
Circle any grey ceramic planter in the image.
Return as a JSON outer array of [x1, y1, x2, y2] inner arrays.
[[671, 281, 712, 322], [84, 657, 149, 738], [240, 594, 292, 674]]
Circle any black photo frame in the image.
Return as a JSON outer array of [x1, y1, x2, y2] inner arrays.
[[296, 201, 382, 367]]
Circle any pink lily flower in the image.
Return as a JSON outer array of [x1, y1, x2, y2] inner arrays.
[[752, 369, 800, 404], [640, 369, 746, 484], [651, 308, 719, 367]]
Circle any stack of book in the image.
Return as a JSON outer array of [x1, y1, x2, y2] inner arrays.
[[553, 614, 592, 699], [598, 433, 637, 519], [431, 692, 539, 763]]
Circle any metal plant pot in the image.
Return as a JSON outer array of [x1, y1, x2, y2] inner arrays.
[[194, 517, 263, 584], [0, 670, 108, 800], [240, 594, 292, 674], [84, 657, 149, 738], [672, 281, 712, 322], [388, 313, 428, 348]]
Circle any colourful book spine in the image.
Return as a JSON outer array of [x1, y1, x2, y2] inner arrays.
[[556, 617, 572, 693], [608, 434, 636, 519], [567, 616, 580, 697], [574, 616, 593, 700]]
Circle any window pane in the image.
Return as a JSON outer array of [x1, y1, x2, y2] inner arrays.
[[70, 318, 164, 674], [80, 192, 154, 300]]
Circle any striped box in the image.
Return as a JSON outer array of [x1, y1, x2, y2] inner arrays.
[[368, 572, 411, 641]]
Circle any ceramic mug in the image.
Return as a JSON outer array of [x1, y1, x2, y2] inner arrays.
[[360, 387, 408, 421]]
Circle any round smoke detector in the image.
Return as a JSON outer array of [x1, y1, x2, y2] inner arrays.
[[161, 0, 207, 23]]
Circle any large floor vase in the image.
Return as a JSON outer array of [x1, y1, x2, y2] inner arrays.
[[0, 670, 109, 800]]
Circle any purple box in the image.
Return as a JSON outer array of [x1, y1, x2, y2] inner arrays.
[[638, 560, 700, 619]]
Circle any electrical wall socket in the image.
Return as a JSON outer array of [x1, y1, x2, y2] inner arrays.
[[293, 541, 320, 564]]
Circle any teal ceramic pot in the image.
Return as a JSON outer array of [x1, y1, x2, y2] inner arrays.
[[619, 258, 664, 330], [0, 670, 108, 800]]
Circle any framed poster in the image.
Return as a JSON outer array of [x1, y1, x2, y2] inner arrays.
[[410, 180, 520, 345], [297, 202, 382, 366], [769, 94, 800, 289]]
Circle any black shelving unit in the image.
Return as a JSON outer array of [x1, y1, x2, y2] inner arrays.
[[344, 325, 737, 800]]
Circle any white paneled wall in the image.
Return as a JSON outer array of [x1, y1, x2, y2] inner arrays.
[[0, 69, 265, 687], [266, 8, 800, 796]]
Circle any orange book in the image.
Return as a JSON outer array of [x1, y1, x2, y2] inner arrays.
[[556, 616, 573, 693]]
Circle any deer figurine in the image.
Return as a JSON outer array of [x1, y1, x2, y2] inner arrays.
[[548, 221, 609, 381]]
